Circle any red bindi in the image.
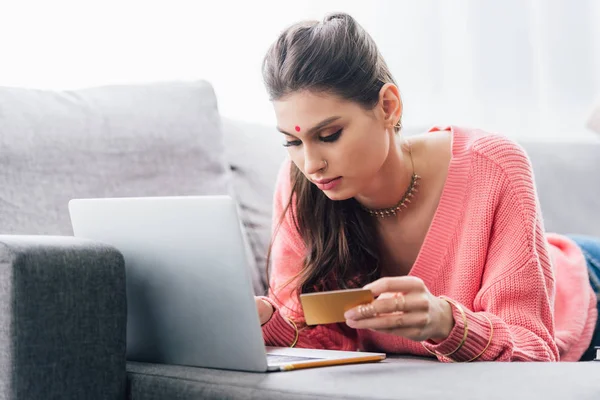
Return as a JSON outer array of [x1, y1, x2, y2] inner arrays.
[[295, 125, 301, 132]]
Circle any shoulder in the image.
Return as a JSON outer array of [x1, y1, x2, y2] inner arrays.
[[443, 126, 536, 192], [425, 125, 533, 175], [465, 128, 534, 177], [458, 127, 540, 216]]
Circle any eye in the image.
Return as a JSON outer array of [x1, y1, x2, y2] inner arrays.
[[320, 129, 342, 143], [282, 140, 302, 147]]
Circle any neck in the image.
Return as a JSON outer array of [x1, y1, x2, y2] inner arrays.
[[354, 137, 414, 211]]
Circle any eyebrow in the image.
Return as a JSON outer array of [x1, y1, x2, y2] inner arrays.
[[276, 116, 342, 136]]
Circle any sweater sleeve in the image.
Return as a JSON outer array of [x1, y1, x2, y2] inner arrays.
[[422, 138, 560, 362], [260, 159, 358, 351]]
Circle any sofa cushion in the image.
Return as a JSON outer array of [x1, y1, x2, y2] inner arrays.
[[0, 81, 263, 294], [126, 358, 600, 400], [0, 81, 229, 232]]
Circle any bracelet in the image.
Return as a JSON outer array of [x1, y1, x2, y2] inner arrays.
[[421, 296, 468, 358], [285, 316, 299, 348], [463, 314, 494, 362]]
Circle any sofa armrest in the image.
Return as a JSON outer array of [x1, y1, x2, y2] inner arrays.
[[0, 235, 126, 400]]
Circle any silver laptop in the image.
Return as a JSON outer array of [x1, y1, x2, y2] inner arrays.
[[68, 195, 385, 372]]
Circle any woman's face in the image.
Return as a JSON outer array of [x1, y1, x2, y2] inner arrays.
[[273, 89, 395, 201]]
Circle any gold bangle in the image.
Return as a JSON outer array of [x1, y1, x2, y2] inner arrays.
[[285, 316, 299, 348], [464, 314, 494, 362], [421, 296, 468, 358]]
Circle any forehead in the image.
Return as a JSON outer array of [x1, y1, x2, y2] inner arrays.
[[273, 91, 355, 126]]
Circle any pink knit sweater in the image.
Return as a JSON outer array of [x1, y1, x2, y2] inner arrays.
[[261, 125, 597, 362]]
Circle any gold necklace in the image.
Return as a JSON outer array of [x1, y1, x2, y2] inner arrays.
[[361, 141, 420, 218]]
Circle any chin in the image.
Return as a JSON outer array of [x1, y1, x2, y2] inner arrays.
[[322, 188, 354, 202]]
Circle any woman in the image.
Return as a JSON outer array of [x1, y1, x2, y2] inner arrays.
[[254, 12, 600, 362]]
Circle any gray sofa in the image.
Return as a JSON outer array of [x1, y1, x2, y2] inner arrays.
[[1, 81, 599, 400]]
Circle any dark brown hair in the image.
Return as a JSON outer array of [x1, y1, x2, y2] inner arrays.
[[262, 12, 400, 304]]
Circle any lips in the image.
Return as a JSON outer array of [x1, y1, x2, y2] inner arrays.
[[313, 177, 342, 191], [314, 177, 339, 185]]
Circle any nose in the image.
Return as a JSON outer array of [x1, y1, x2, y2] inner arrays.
[[303, 146, 324, 176]]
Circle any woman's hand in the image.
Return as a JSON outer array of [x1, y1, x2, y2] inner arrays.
[[255, 296, 275, 326], [344, 276, 455, 342]]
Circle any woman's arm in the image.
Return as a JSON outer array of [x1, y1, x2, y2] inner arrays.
[[422, 140, 560, 361]]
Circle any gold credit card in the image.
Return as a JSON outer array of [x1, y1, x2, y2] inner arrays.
[[300, 288, 374, 326]]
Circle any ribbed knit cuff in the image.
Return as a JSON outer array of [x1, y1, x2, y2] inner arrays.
[[422, 299, 493, 362], [259, 297, 298, 347]]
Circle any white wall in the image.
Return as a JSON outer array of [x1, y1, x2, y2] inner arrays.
[[1, 0, 599, 140]]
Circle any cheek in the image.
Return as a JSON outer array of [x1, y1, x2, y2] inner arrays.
[[342, 133, 388, 172], [287, 149, 305, 173]]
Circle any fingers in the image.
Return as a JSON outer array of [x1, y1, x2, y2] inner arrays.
[[345, 292, 429, 320], [363, 276, 425, 297], [346, 277, 437, 341], [346, 310, 431, 332]]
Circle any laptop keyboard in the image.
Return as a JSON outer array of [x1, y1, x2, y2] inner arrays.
[[266, 354, 323, 364]]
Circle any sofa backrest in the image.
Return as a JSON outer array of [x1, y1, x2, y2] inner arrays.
[[0, 81, 265, 294], [521, 140, 600, 238]]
